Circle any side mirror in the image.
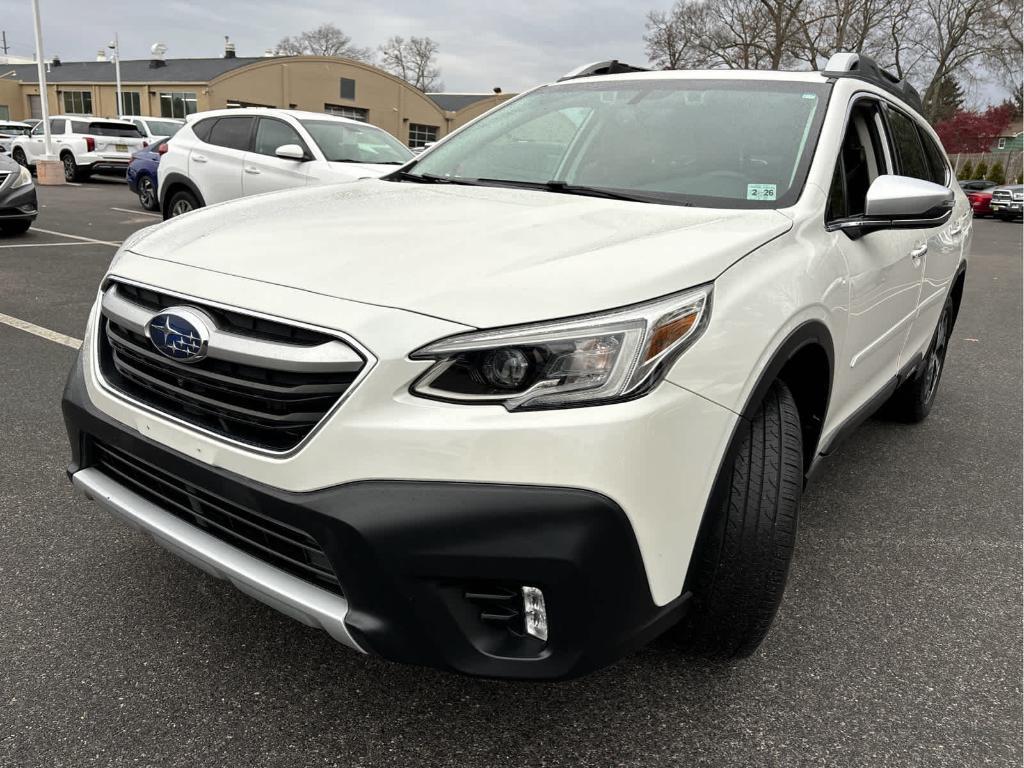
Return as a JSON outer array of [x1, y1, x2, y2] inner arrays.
[[275, 144, 307, 161], [831, 175, 954, 237]]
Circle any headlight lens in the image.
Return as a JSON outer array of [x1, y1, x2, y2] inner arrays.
[[410, 284, 712, 410], [11, 165, 32, 189]]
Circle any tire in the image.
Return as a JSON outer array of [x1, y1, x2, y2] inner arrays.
[[882, 294, 953, 423], [61, 153, 81, 182], [0, 219, 32, 235], [11, 147, 29, 169], [998, 214, 1016, 222], [137, 175, 159, 211], [166, 188, 199, 218], [673, 379, 803, 660]]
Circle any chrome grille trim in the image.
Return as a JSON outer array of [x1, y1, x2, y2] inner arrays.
[[102, 284, 363, 373], [94, 277, 377, 455]]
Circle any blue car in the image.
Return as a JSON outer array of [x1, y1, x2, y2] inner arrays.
[[126, 139, 166, 211]]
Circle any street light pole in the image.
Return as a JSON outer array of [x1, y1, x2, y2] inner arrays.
[[110, 33, 122, 118], [30, 0, 53, 159]]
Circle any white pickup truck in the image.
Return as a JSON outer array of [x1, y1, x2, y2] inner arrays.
[[11, 116, 146, 181]]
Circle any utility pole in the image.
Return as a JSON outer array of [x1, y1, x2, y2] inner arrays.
[[30, 0, 53, 159], [109, 33, 122, 118], [1, 31, 9, 55]]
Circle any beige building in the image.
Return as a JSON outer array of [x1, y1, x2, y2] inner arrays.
[[0, 52, 513, 147]]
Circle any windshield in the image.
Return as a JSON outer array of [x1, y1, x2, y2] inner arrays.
[[404, 80, 829, 208], [0, 124, 30, 136], [300, 120, 413, 165], [144, 120, 183, 137]]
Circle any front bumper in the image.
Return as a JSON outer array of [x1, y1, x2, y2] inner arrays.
[[63, 356, 689, 679], [0, 181, 37, 222], [991, 201, 1023, 214]]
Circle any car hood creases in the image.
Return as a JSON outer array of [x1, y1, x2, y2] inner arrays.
[[130, 180, 793, 328]]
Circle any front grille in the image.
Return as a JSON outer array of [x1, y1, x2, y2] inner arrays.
[[97, 281, 367, 452], [992, 190, 1012, 202], [0, 171, 10, 186], [91, 439, 343, 595]]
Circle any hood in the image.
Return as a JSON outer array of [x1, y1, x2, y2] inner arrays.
[[323, 161, 400, 179], [129, 180, 792, 328]]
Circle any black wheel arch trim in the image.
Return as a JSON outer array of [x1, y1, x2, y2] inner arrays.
[[160, 172, 206, 218], [681, 321, 833, 597]]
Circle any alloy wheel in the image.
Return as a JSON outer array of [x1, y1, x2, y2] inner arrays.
[[62, 156, 75, 181], [171, 199, 193, 216], [139, 178, 155, 209], [923, 304, 950, 403]]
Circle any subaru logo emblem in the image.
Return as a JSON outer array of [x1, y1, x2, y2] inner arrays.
[[146, 307, 211, 363]]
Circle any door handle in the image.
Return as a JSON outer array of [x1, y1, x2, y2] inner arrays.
[[193, 154, 208, 163], [244, 166, 260, 174], [909, 243, 928, 260]]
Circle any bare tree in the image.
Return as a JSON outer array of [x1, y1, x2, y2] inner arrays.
[[276, 23, 373, 62], [378, 36, 443, 91]]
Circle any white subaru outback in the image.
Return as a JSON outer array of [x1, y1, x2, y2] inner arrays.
[[63, 54, 971, 680]]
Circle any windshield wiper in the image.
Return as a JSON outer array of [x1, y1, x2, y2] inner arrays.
[[388, 170, 485, 185], [475, 178, 667, 204]]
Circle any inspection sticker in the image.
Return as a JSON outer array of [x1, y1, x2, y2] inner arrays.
[[747, 183, 777, 201]]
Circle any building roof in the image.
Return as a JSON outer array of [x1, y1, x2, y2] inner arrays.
[[5, 57, 265, 84], [427, 93, 500, 112]]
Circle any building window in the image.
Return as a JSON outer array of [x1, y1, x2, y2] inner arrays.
[[159, 91, 198, 119], [340, 78, 356, 100], [324, 103, 369, 122], [62, 90, 93, 115], [408, 123, 439, 149], [120, 91, 141, 116], [0, 105, 8, 120], [998, 137, 1007, 150]]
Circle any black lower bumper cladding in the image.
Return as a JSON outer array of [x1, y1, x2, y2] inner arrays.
[[62, 355, 687, 679]]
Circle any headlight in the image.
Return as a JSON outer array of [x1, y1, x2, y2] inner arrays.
[[11, 165, 32, 189], [410, 284, 712, 410]]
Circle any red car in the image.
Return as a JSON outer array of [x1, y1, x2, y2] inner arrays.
[[960, 179, 997, 217]]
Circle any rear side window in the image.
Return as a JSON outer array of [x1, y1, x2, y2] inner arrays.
[[50, 118, 66, 134], [254, 118, 306, 157], [87, 122, 144, 138], [192, 118, 215, 142], [917, 126, 948, 186], [207, 117, 254, 151], [887, 109, 931, 182]]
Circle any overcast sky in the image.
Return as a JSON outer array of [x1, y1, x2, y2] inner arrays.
[[1, 0, 677, 92]]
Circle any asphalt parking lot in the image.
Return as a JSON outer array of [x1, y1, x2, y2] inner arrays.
[[0, 178, 1021, 768]]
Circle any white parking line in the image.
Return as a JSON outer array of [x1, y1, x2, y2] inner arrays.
[[31, 227, 121, 246], [0, 312, 82, 349], [0, 241, 100, 249], [111, 207, 161, 219]]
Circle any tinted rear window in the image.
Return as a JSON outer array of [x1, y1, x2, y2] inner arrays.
[[82, 122, 144, 138], [192, 118, 215, 142], [208, 117, 254, 151]]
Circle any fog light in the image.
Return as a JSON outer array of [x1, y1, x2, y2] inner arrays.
[[521, 586, 548, 641]]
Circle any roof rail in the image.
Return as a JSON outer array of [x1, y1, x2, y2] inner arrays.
[[823, 52, 923, 114], [558, 60, 649, 82]]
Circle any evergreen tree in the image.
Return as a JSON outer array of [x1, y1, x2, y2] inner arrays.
[[989, 160, 1006, 185], [959, 159, 974, 179], [928, 76, 966, 124], [974, 160, 989, 179]]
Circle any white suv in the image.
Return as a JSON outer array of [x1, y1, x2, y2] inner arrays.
[[11, 116, 146, 181], [157, 108, 414, 218], [64, 54, 971, 680], [129, 116, 185, 143]]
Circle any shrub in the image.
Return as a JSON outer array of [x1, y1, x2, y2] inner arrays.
[[959, 159, 974, 179], [974, 159, 989, 179], [988, 160, 1006, 185]]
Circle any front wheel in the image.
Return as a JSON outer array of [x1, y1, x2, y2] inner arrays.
[[998, 214, 1017, 222], [672, 379, 803, 659], [137, 176, 159, 211], [0, 219, 32, 235], [12, 147, 29, 168]]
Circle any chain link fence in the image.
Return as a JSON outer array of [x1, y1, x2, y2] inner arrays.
[[948, 151, 1024, 184]]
